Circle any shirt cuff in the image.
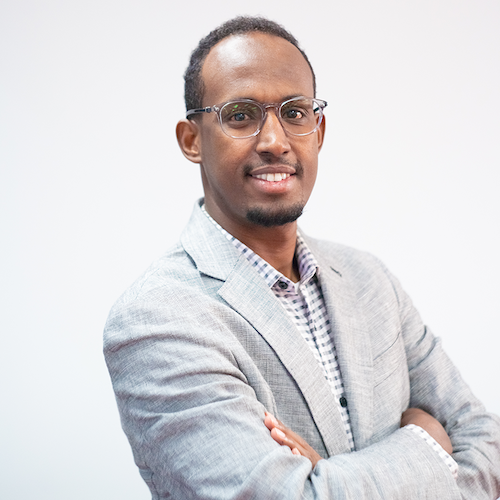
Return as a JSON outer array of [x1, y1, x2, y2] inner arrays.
[[405, 424, 458, 479]]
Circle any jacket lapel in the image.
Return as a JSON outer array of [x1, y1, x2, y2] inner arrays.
[[307, 237, 375, 451], [181, 202, 361, 455], [218, 258, 350, 456]]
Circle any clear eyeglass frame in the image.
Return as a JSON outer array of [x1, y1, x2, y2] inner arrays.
[[186, 96, 327, 139]]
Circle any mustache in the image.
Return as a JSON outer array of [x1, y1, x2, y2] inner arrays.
[[243, 159, 303, 176]]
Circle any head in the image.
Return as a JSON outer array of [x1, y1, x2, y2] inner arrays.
[[176, 17, 325, 234], [183, 16, 317, 112]]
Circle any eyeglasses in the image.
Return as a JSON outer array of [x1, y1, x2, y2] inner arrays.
[[186, 96, 327, 139]]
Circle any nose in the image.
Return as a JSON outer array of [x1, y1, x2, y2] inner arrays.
[[255, 107, 291, 157]]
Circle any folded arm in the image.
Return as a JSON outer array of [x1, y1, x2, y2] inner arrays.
[[103, 286, 500, 499], [265, 407, 453, 468]]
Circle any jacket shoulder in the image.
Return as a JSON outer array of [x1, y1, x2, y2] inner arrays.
[[103, 241, 213, 337], [305, 236, 388, 278]]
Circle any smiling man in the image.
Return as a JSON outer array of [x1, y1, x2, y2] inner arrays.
[[176, 29, 323, 282], [104, 17, 500, 499]]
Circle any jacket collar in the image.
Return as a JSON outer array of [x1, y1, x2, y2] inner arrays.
[[180, 199, 242, 282]]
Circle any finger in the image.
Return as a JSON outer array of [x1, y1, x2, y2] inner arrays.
[[265, 412, 313, 452], [264, 413, 291, 438], [271, 427, 302, 450], [271, 427, 287, 444], [264, 412, 280, 431], [269, 422, 324, 468], [265, 411, 288, 428], [266, 414, 310, 449]]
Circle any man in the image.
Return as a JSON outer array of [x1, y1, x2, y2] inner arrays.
[[104, 16, 500, 499]]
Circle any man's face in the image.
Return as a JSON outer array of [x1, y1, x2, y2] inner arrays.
[[194, 32, 324, 231]]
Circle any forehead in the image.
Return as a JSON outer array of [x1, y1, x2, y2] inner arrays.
[[201, 32, 314, 105]]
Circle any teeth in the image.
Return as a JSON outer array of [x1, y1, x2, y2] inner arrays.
[[253, 173, 290, 182]]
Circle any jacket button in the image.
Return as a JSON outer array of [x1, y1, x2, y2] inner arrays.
[[339, 396, 348, 408]]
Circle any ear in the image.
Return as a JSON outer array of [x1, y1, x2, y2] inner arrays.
[[316, 114, 326, 152], [176, 119, 202, 164]]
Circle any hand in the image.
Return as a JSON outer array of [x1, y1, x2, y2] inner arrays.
[[401, 407, 453, 455], [264, 411, 324, 468]]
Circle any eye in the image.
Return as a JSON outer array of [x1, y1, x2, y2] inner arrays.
[[284, 108, 303, 120], [220, 102, 262, 131], [225, 110, 252, 127], [281, 100, 312, 122], [221, 103, 260, 123], [230, 112, 249, 122]]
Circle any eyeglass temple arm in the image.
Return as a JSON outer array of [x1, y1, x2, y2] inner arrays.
[[314, 100, 327, 112], [186, 107, 213, 119]]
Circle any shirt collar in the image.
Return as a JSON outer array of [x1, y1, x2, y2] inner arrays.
[[201, 204, 319, 288]]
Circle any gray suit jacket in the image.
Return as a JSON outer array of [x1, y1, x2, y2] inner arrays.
[[104, 201, 500, 499]]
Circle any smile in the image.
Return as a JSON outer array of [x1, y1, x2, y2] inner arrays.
[[252, 173, 291, 182]]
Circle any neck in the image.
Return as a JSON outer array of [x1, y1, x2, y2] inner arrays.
[[236, 223, 300, 282], [206, 206, 300, 282]]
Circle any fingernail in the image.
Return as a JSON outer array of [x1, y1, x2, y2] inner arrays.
[[275, 428, 286, 439], [267, 413, 278, 426]]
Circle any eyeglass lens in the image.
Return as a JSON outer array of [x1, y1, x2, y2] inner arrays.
[[219, 98, 322, 138]]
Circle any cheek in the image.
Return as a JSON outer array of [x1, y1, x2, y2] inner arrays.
[[300, 146, 319, 194], [300, 144, 319, 174], [305, 167, 318, 196], [200, 128, 243, 165]]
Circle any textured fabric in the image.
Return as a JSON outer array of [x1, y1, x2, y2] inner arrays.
[[202, 205, 460, 472], [104, 200, 500, 500], [406, 424, 458, 478], [202, 204, 355, 450]]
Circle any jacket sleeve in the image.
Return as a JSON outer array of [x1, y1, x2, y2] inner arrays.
[[103, 274, 499, 500], [378, 260, 500, 499]]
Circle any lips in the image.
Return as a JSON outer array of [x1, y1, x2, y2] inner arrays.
[[247, 163, 297, 183]]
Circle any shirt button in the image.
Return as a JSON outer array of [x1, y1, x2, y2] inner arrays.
[[339, 396, 348, 408], [278, 281, 288, 290]]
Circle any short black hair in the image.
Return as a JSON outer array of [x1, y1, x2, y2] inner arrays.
[[183, 16, 316, 111]]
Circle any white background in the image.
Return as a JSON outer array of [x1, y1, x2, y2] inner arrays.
[[1, 1, 499, 498]]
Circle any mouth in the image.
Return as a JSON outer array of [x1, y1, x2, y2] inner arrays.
[[251, 172, 291, 182]]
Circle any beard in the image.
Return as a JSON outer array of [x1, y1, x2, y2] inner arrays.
[[245, 203, 304, 227], [243, 159, 305, 227]]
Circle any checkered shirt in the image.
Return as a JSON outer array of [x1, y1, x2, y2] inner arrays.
[[201, 206, 355, 451], [201, 205, 459, 477]]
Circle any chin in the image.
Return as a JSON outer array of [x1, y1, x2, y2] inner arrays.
[[245, 203, 304, 227]]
